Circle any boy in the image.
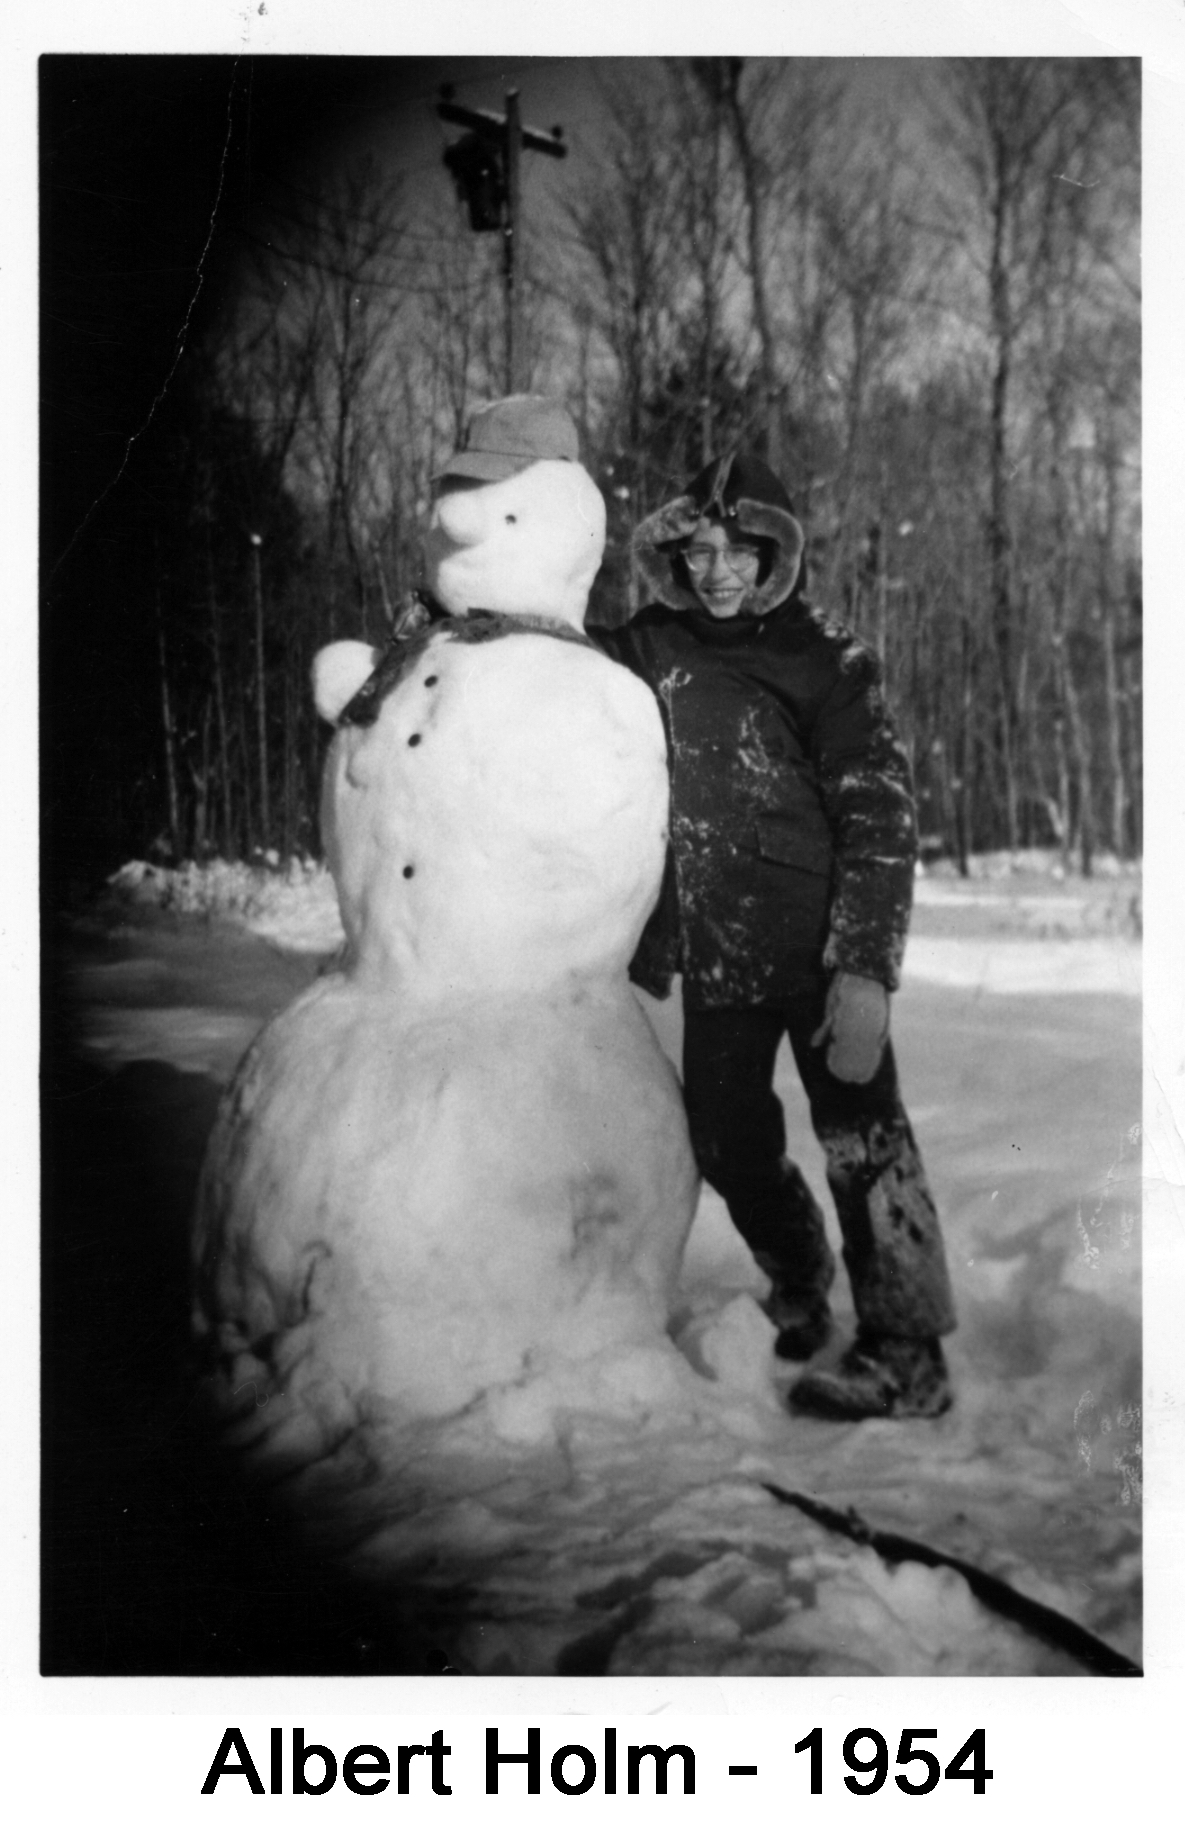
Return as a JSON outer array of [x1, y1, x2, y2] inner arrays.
[[595, 451, 955, 1420]]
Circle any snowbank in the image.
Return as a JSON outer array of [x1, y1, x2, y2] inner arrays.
[[904, 934, 1140, 996], [104, 854, 1143, 997], [107, 856, 347, 951]]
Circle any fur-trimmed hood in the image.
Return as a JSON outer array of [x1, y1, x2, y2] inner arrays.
[[632, 451, 806, 616]]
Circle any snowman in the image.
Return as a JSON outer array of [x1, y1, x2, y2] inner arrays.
[[192, 398, 700, 1482]]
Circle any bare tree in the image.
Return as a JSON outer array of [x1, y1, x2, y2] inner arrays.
[[239, 155, 410, 635], [671, 61, 741, 464], [557, 66, 687, 485], [923, 58, 1138, 853]]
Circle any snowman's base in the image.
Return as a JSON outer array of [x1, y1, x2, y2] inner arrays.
[[194, 968, 700, 1477]]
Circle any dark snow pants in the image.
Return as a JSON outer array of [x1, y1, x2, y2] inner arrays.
[[681, 994, 956, 1340]]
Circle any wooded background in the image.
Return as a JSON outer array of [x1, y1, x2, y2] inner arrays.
[[41, 56, 1140, 891]]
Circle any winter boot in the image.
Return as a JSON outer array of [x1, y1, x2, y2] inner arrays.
[[788, 1333, 952, 1420], [753, 1250, 833, 1362]]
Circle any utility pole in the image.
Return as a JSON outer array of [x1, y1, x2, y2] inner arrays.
[[503, 90, 523, 394], [438, 88, 566, 393]]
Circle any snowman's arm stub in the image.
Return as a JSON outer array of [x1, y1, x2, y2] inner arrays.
[[313, 641, 382, 724]]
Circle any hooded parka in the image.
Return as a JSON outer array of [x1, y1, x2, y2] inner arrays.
[[597, 452, 918, 1011], [594, 453, 956, 1354]]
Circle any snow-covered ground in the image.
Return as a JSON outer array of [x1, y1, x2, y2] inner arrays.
[[52, 856, 1142, 1677]]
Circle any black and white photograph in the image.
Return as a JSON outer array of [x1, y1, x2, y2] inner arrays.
[[8, 0, 1185, 1808]]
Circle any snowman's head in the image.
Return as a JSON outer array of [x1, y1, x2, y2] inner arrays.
[[424, 397, 606, 628]]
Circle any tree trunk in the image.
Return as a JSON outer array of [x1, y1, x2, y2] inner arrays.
[[986, 150, 1019, 853], [251, 539, 270, 851], [1122, 648, 1141, 855], [238, 676, 255, 855], [1096, 456, 1129, 859], [189, 696, 213, 859], [722, 60, 781, 471], [155, 588, 183, 862], [207, 564, 234, 859], [954, 617, 974, 876], [874, 521, 888, 669], [986, 184, 1012, 603], [1053, 708, 1072, 868], [1064, 655, 1094, 877], [1099, 602, 1126, 858]]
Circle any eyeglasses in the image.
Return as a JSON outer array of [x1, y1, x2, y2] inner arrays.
[[684, 542, 762, 576]]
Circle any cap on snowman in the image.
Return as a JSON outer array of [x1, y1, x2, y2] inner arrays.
[[433, 394, 581, 481], [425, 395, 607, 627]]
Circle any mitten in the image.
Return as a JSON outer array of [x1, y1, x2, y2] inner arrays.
[[811, 971, 890, 1084]]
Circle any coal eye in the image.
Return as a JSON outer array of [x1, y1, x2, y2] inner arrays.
[[505, 513, 517, 524]]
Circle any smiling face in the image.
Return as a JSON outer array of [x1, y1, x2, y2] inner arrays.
[[683, 518, 764, 618]]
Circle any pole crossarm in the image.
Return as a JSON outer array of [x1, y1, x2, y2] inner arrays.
[[436, 96, 567, 158]]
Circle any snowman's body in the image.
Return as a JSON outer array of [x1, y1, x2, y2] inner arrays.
[[193, 452, 699, 1473]]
